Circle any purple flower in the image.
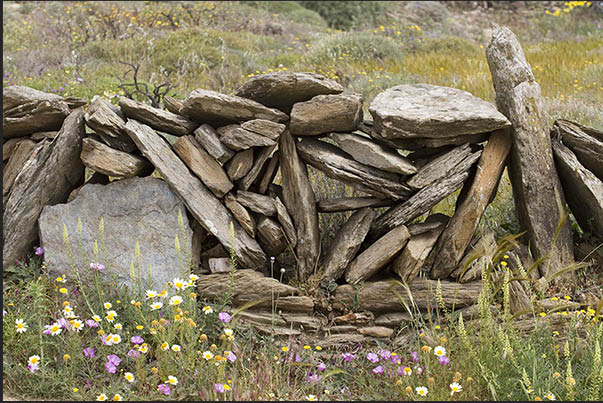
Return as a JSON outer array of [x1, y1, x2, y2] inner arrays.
[[391, 355, 401, 364], [130, 335, 144, 344], [341, 352, 355, 362], [305, 371, 322, 383], [218, 312, 231, 323], [90, 262, 105, 272], [317, 362, 327, 371], [437, 355, 450, 366], [28, 363, 39, 373], [107, 354, 121, 366], [367, 352, 379, 363], [82, 347, 96, 358], [34, 247, 44, 256], [379, 349, 391, 360], [158, 384, 171, 395], [57, 318, 70, 330], [411, 351, 419, 363], [104, 361, 117, 374], [225, 351, 236, 362], [373, 365, 384, 375], [288, 352, 302, 362], [214, 383, 225, 393], [127, 349, 141, 359], [59, 86, 65, 92], [85, 319, 98, 328]]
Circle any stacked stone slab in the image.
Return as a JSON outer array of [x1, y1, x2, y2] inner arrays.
[[4, 27, 595, 344]]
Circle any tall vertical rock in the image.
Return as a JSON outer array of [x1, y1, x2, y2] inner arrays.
[[485, 27, 574, 279]]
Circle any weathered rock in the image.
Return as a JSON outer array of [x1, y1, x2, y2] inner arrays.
[[297, 138, 412, 200], [194, 124, 235, 164], [317, 197, 394, 213], [257, 153, 280, 194], [3, 86, 71, 138], [320, 208, 375, 283], [173, 136, 233, 198], [224, 193, 256, 237], [66, 172, 110, 203], [119, 96, 198, 136], [486, 26, 574, 279], [375, 312, 415, 328], [253, 325, 301, 337], [324, 333, 365, 346], [38, 176, 192, 288], [236, 191, 276, 216], [241, 119, 286, 141], [274, 196, 297, 248], [180, 89, 288, 125], [407, 213, 450, 236], [85, 96, 137, 153], [225, 149, 254, 182], [538, 297, 580, 312], [370, 168, 474, 239], [357, 326, 394, 338], [3, 138, 28, 161], [281, 314, 323, 331], [407, 144, 474, 189], [3, 139, 38, 204], [196, 270, 298, 305], [30, 131, 59, 141], [163, 96, 183, 115], [450, 232, 497, 283], [236, 311, 287, 327], [238, 145, 276, 191], [235, 72, 344, 112], [220, 126, 276, 151], [369, 84, 510, 141], [430, 129, 512, 279], [124, 119, 266, 270], [552, 140, 603, 237], [81, 137, 154, 178], [3, 111, 85, 268], [393, 215, 448, 283], [256, 216, 288, 257], [209, 257, 233, 273], [554, 119, 603, 181], [63, 96, 88, 110], [345, 224, 410, 284], [249, 295, 315, 314], [508, 275, 533, 314], [279, 130, 320, 281], [290, 93, 363, 136], [329, 132, 416, 175], [333, 278, 483, 313], [334, 311, 375, 325]]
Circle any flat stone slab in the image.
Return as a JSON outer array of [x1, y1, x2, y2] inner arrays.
[[225, 149, 254, 182], [85, 96, 137, 153], [369, 84, 510, 141], [119, 96, 198, 136], [224, 193, 256, 237], [179, 89, 288, 125], [194, 124, 234, 164], [219, 126, 276, 151], [241, 119, 286, 141], [235, 72, 344, 112], [290, 93, 363, 136], [81, 137, 154, 178], [317, 197, 394, 213], [236, 191, 276, 216], [38, 176, 192, 289]]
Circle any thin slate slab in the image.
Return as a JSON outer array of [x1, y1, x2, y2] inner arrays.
[[84, 96, 137, 153], [486, 26, 574, 278], [553, 119, 603, 181], [329, 132, 417, 175], [235, 191, 276, 216], [118, 96, 198, 136], [274, 196, 297, 248], [290, 93, 363, 136], [81, 137, 154, 178], [225, 149, 254, 182], [257, 153, 280, 194], [234, 71, 344, 112], [317, 197, 394, 213], [39, 176, 193, 289], [3, 139, 38, 205], [179, 89, 288, 125], [241, 119, 286, 141], [369, 84, 510, 141], [3, 110, 85, 268], [194, 124, 235, 164], [224, 193, 256, 237], [219, 126, 277, 151], [279, 130, 320, 281], [238, 145, 276, 191], [256, 216, 288, 257], [123, 119, 266, 270], [407, 144, 474, 189]]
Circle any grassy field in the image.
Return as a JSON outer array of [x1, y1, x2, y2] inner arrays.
[[3, 1, 603, 401]]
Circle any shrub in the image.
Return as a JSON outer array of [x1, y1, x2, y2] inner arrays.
[[298, 1, 388, 30], [305, 32, 403, 66]]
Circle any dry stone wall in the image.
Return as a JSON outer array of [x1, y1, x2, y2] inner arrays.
[[3, 27, 602, 344]]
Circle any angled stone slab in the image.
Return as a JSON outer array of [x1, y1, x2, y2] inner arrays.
[[85, 96, 137, 153], [180, 89, 288, 125], [553, 119, 603, 181], [235, 190, 276, 216], [407, 144, 474, 190], [81, 137, 154, 178], [317, 197, 394, 213], [3, 110, 85, 267], [173, 135, 233, 198], [241, 119, 286, 141], [163, 96, 183, 115], [345, 224, 410, 284], [290, 93, 363, 136], [256, 216, 288, 257], [238, 145, 276, 191], [119, 96, 198, 136], [235, 72, 343, 112], [329, 132, 416, 175], [369, 83, 510, 141], [486, 26, 574, 278], [274, 196, 297, 248], [257, 152, 280, 194], [3, 138, 28, 161], [194, 124, 234, 164], [123, 119, 266, 270], [320, 207, 375, 284], [219, 126, 276, 151], [430, 129, 512, 279], [279, 130, 320, 281], [552, 140, 603, 237], [3, 139, 38, 205], [297, 138, 412, 200], [30, 131, 59, 141], [225, 149, 254, 182], [224, 193, 256, 237]]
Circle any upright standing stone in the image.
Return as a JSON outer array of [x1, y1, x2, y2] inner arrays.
[[279, 130, 320, 281], [486, 27, 574, 279], [3, 110, 86, 268]]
